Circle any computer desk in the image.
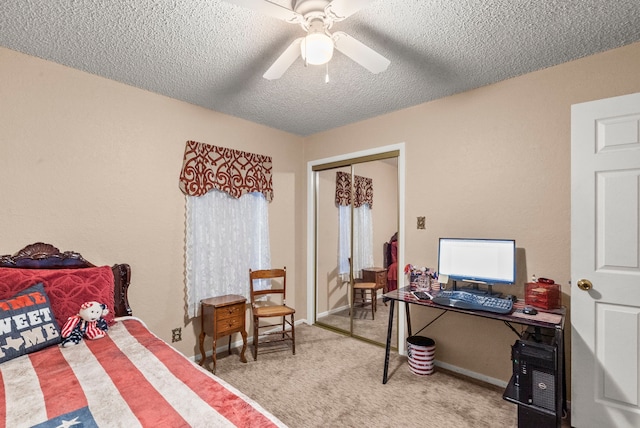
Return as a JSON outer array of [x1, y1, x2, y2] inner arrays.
[[382, 287, 566, 422]]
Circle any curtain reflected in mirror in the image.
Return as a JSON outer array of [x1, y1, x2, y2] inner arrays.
[[314, 156, 398, 347]]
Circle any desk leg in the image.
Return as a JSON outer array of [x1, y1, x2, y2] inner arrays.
[[405, 302, 412, 337], [556, 326, 566, 422], [382, 299, 395, 384]]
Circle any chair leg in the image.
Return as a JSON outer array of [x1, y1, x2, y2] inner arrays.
[[253, 316, 258, 361], [291, 313, 295, 355], [371, 289, 375, 320]]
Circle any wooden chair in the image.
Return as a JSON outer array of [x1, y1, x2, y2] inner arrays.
[[248, 267, 295, 360], [347, 257, 377, 319], [352, 277, 377, 319]]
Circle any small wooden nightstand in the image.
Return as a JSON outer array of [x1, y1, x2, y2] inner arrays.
[[198, 294, 247, 373], [362, 267, 388, 294]]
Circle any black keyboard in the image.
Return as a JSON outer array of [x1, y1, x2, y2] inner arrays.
[[431, 290, 513, 314]]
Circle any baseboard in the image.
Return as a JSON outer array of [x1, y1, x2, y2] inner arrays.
[[316, 304, 350, 318], [434, 360, 508, 389]]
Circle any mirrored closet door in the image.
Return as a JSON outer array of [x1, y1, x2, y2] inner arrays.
[[313, 153, 399, 347]]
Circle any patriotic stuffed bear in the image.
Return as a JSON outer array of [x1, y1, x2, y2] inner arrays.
[[60, 301, 109, 347]]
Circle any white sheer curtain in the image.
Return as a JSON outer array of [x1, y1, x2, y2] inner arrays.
[[185, 190, 271, 318], [338, 204, 374, 280]]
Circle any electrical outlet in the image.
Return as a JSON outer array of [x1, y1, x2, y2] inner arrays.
[[171, 327, 182, 343], [417, 216, 426, 229]]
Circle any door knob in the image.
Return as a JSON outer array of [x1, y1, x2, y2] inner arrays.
[[577, 279, 593, 291]]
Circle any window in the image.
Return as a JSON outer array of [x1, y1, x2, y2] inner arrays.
[[179, 141, 274, 318], [185, 190, 270, 317]]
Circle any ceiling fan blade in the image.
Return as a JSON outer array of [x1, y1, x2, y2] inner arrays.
[[224, 0, 301, 23], [333, 32, 390, 74], [326, 0, 374, 19], [263, 38, 303, 80]]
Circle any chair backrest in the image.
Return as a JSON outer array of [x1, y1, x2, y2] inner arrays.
[[249, 267, 287, 306]]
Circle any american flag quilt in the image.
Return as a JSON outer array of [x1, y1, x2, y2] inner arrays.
[[0, 317, 286, 428]]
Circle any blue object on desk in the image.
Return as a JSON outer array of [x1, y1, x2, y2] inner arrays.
[[431, 290, 513, 314]]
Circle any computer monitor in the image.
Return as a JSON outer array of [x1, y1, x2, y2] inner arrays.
[[437, 238, 516, 294]]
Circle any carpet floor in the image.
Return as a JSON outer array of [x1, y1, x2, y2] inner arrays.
[[213, 324, 520, 427], [316, 297, 398, 346]]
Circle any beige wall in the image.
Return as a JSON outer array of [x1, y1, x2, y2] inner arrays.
[[304, 41, 640, 386], [0, 46, 305, 357], [3, 40, 640, 389]]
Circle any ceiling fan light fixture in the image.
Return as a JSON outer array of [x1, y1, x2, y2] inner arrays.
[[301, 32, 334, 65]]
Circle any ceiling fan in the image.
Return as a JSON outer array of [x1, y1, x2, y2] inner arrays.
[[225, 0, 390, 80]]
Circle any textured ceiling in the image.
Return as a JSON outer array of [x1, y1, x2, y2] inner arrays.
[[1, 0, 639, 136]]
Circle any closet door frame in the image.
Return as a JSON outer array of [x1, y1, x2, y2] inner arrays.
[[306, 143, 406, 351]]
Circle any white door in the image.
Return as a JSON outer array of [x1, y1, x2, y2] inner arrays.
[[571, 92, 640, 428]]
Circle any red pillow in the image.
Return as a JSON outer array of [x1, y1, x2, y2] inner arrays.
[[0, 266, 115, 327]]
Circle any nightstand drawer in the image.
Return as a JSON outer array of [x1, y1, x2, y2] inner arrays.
[[362, 267, 387, 290], [215, 302, 245, 321], [216, 316, 243, 335]]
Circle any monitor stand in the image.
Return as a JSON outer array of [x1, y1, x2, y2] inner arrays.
[[452, 281, 501, 297]]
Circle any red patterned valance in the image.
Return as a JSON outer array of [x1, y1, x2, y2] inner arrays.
[[179, 141, 273, 201], [335, 171, 373, 208]]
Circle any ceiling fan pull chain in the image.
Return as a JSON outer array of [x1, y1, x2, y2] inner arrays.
[[325, 62, 330, 84], [303, 36, 308, 67]]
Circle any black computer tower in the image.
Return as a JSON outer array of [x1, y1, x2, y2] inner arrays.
[[509, 329, 561, 428], [513, 336, 556, 410]]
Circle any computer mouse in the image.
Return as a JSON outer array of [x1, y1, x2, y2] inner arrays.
[[523, 306, 538, 315]]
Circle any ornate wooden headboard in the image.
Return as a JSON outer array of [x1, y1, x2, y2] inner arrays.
[[0, 242, 132, 317]]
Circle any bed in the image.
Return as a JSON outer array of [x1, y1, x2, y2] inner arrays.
[[0, 243, 285, 428]]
